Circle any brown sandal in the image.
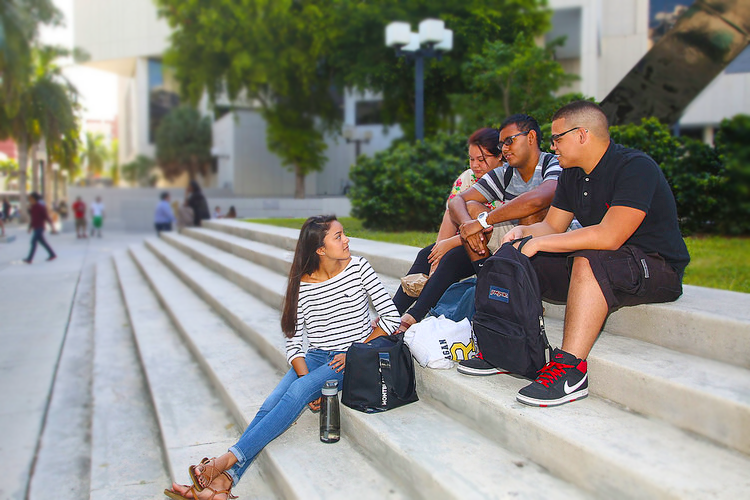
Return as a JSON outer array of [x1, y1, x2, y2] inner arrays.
[[164, 483, 237, 500], [189, 457, 224, 491]]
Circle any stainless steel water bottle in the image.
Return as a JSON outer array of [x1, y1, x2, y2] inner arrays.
[[320, 379, 340, 443]]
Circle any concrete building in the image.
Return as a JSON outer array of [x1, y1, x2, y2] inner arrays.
[[547, 0, 750, 142], [73, 0, 750, 196]]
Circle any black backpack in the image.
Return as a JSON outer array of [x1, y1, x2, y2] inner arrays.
[[342, 334, 418, 413], [471, 237, 551, 379]]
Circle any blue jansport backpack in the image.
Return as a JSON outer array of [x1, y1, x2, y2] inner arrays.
[[471, 237, 552, 379]]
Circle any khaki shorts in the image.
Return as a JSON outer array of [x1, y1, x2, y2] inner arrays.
[[75, 217, 86, 229], [487, 221, 515, 254]]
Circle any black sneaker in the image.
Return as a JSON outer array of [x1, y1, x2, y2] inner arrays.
[[516, 348, 588, 407], [457, 354, 510, 376]]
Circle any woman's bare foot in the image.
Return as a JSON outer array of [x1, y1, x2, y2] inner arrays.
[[396, 313, 416, 334], [192, 453, 237, 490]]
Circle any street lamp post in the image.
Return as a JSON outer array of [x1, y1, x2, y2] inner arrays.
[[386, 19, 453, 141], [342, 126, 373, 162]]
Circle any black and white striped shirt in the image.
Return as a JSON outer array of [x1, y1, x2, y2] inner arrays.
[[473, 152, 561, 204], [286, 256, 400, 364]]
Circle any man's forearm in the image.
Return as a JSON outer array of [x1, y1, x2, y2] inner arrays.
[[448, 196, 473, 225]]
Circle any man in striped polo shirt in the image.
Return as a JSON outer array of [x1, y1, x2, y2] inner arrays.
[[449, 114, 562, 268]]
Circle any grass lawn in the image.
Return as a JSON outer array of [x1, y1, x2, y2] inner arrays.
[[246, 218, 749, 294]]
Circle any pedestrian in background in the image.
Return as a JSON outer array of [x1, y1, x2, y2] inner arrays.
[[90, 196, 105, 238], [72, 196, 87, 238], [23, 192, 56, 263], [155, 191, 176, 234], [186, 180, 211, 227]]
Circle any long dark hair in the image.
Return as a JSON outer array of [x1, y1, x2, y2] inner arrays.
[[281, 215, 338, 337], [468, 127, 502, 157]]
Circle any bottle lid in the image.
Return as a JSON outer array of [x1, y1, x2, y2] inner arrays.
[[322, 379, 338, 396]]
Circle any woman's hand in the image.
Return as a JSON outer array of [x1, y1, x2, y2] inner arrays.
[[308, 397, 321, 411], [328, 353, 346, 373], [427, 239, 452, 267]]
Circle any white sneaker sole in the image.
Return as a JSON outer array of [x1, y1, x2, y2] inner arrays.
[[516, 388, 589, 407], [457, 365, 509, 376]]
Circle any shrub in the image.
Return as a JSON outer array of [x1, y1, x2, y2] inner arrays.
[[349, 133, 467, 231], [714, 114, 750, 235], [610, 117, 749, 235]]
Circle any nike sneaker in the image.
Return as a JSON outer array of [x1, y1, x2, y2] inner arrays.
[[516, 348, 588, 407], [457, 354, 510, 376]]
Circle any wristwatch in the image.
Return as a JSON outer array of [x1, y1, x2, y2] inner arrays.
[[476, 211, 491, 229]]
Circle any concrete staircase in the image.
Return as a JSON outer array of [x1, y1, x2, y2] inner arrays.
[[28, 219, 750, 499]]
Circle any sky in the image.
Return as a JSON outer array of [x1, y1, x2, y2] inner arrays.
[[38, 0, 118, 122]]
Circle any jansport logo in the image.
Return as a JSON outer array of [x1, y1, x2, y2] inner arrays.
[[489, 286, 510, 303]]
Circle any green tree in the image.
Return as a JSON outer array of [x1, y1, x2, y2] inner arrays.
[[155, 105, 212, 182], [0, 46, 79, 220], [122, 155, 157, 187], [108, 138, 120, 185], [328, 0, 551, 138], [81, 131, 108, 178], [454, 35, 579, 132], [155, 0, 550, 197], [0, 0, 61, 105]]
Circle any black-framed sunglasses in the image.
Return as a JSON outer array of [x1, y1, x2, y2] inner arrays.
[[550, 127, 582, 147], [501, 131, 529, 147]]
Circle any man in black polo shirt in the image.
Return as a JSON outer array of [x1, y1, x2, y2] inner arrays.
[[502, 101, 689, 407]]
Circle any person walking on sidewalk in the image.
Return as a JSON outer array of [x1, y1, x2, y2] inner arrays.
[[90, 196, 105, 237], [23, 192, 57, 263], [72, 196, 87, 238], [164, 215, 400, 500], [501, 101, 689, 407]]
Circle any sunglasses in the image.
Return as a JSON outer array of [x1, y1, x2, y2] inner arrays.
[[501, 131, 530, 147], [550, 127, 583, 147]]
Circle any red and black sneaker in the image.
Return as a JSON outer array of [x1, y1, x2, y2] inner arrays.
[[516, 348, 588, 407], [457, 352, 510, 376]]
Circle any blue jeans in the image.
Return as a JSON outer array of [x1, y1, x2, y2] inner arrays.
[[226, 349, 345, 484], [27, 228, 55, 261]]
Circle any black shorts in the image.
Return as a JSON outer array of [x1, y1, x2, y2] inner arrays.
[[530, 245, 683, 312]]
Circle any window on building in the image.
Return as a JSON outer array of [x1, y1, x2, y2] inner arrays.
[[726, 46, 750, 74], [355, 100, 383, 126], [148, 58, 180, 144]]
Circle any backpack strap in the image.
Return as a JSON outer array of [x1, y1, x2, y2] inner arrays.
[[540, 153, 554, 178]]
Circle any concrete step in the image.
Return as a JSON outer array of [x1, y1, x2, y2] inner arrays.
[[89, 258, 170, 499], [127, 243, 406, 499], [178, 227, 403, 296], [112, 252, 274, 499], [182, 227, 294, 277], [27, 262, 95, 500], [160, 231, 287, 311], [135, 239, 591, 499], [163, 228, 750, 449], [166, 225, 750, 497], [417, 363, 750, 499], [203, 220, 750, 370], [203, 219, 420, 278], [544, 316, 750, 455]]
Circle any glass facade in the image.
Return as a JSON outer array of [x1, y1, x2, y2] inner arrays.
[[148, 58, 180, 143]]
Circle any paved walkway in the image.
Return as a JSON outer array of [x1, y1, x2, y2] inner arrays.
[[0, 223, 149, 499]]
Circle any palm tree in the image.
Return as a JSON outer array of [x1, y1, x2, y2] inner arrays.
[[0, 46, 80, 220], [81, 131, 109, 180], [0, 0, 61, 105]]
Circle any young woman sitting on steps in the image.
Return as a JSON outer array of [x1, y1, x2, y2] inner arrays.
[[164, 215, 400, 500], [392, 127, 503, 332]]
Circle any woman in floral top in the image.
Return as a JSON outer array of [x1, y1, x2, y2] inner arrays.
[[393, 128, 503, 332]]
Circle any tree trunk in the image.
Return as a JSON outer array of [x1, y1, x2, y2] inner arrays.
[[30, 145, 39, 193], [18, 137, 30, 224], [294, 164, 305, 199]]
